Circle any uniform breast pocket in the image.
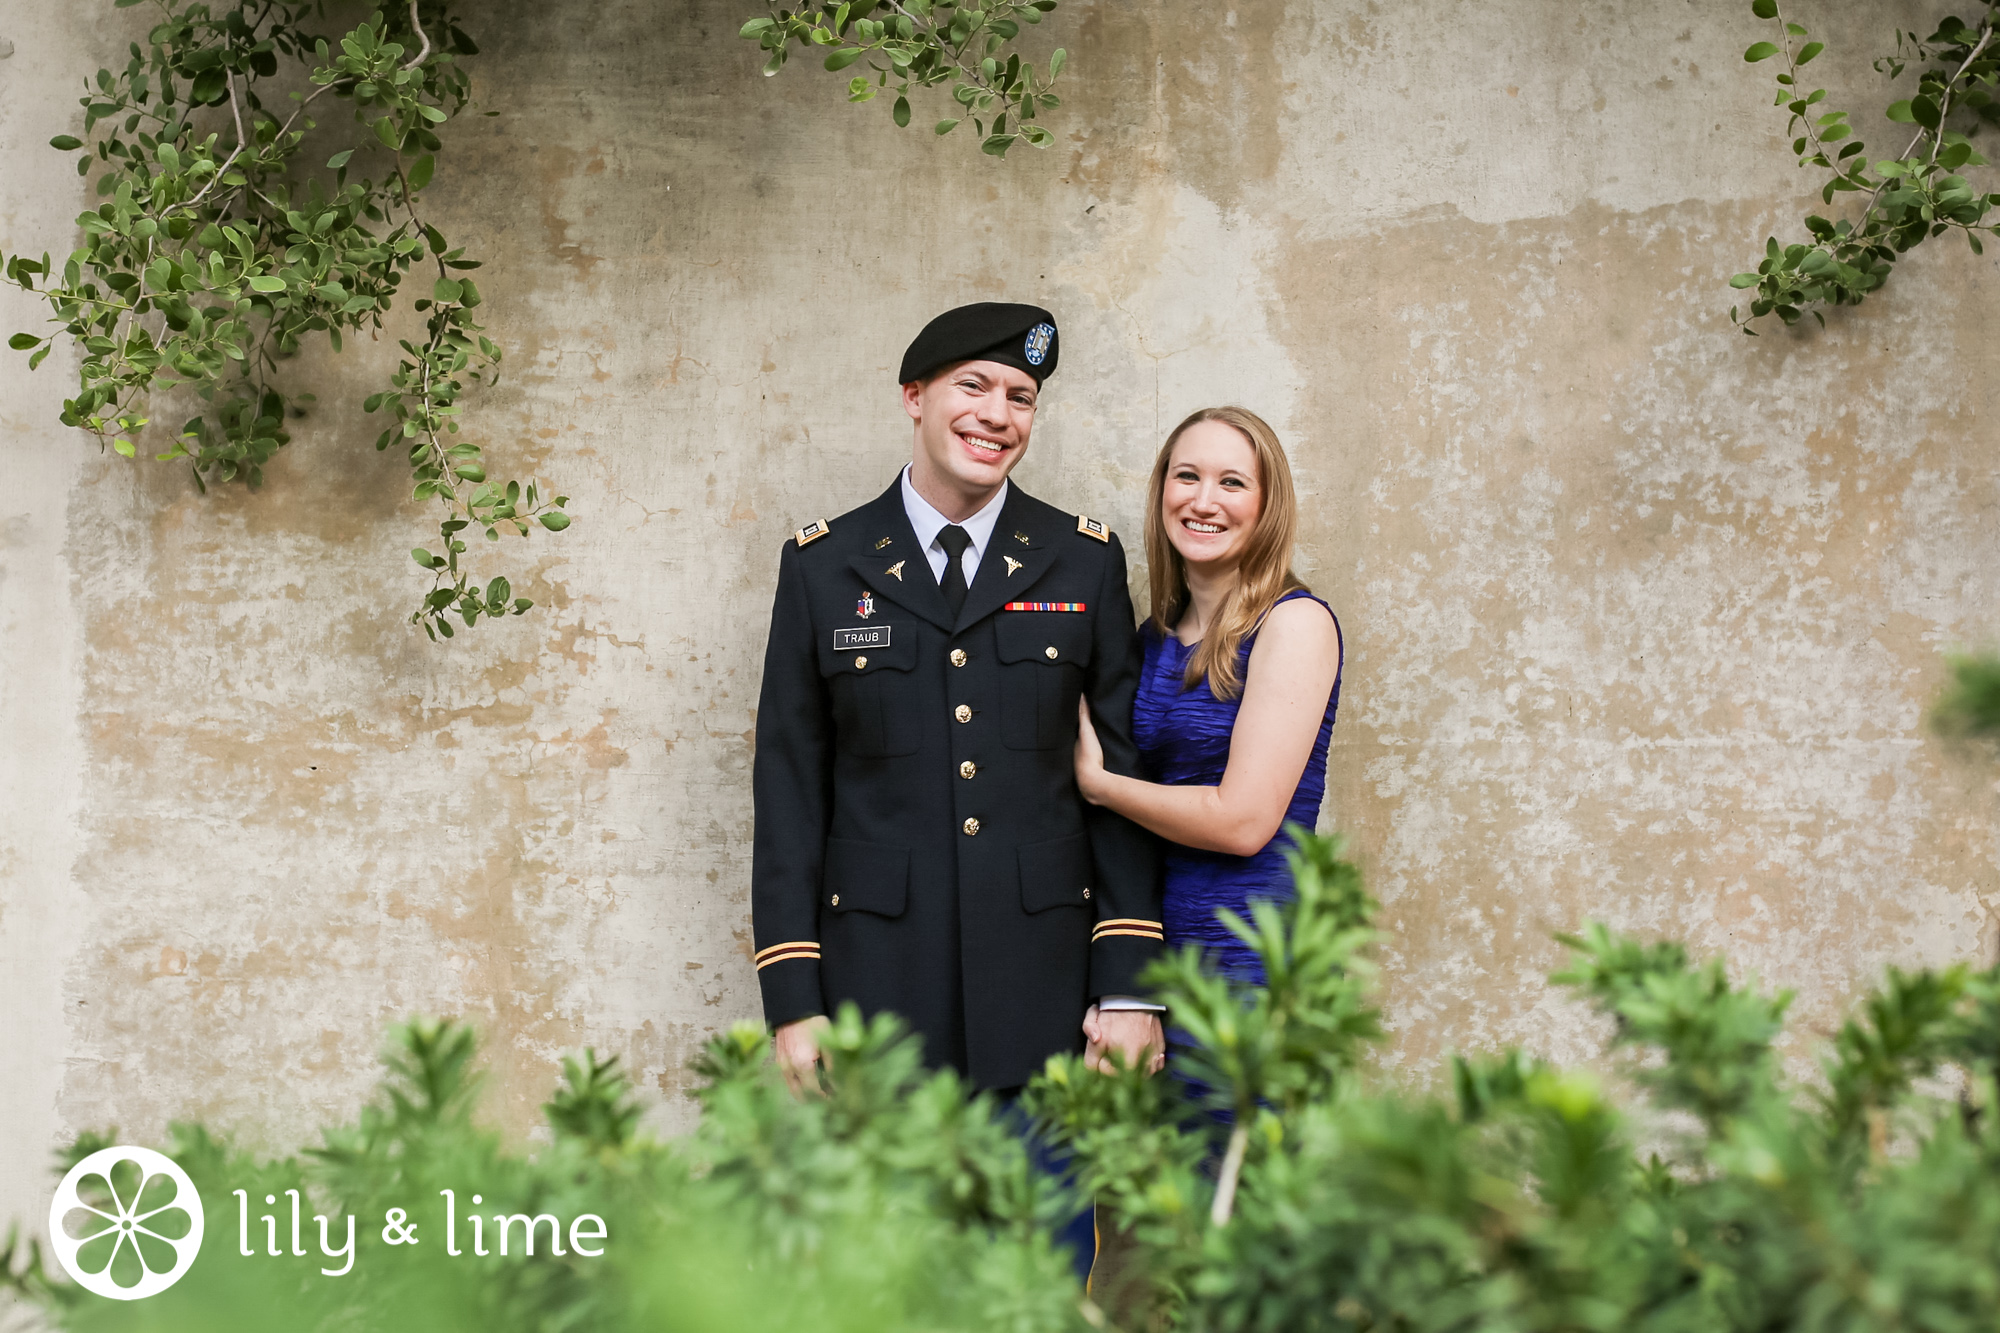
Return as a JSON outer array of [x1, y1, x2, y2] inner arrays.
[[994, 614, 1094, 751], [819, 627, 921, 758]]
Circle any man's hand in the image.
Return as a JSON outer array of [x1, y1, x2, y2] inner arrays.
[[773, 1015, 831, 1097], [1082, 1004, 1165, 1076]]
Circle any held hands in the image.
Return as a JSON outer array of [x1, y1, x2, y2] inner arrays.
[[773, 1014, 831, 1097], [1082, 1003, 1166, 1077], [1073, 696, 1108, 805]]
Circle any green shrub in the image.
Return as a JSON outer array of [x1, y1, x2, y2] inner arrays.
[[3, 1011, 1088, 1332], [9, 830, 2000, 1331], [1030, 833, 2000, 1330]]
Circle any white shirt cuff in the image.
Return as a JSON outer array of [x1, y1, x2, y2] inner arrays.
[[1095, 994, 1166, 1013]]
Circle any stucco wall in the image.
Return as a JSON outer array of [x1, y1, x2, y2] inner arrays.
[[4, 0, 1998, 1230]]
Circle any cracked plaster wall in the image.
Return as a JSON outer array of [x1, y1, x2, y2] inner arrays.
[[4, 0, 1999, 1230]]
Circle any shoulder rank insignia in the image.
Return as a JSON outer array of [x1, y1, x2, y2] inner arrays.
[[794, 518, 831, 548], [1076, 514, 1109, 542]]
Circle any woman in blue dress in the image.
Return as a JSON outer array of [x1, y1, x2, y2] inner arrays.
[[1073, 406, 1342, 1040]]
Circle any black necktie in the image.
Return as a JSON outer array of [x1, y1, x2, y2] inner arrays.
[[937, 524, 973, 617]]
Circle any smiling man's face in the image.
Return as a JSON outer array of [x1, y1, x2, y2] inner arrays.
[[902, 359, 1040, 520]]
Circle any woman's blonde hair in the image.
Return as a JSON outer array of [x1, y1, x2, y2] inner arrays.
[[1143, 406, 1307, 701]]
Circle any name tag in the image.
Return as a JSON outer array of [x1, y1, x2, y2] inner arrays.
[[834, 625, 890, 651]]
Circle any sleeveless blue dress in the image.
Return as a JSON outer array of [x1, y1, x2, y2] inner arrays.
[[1132, 590, 1341, 986]]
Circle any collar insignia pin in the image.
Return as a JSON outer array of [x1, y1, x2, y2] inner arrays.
[[1004, 556, 1023, 577], [1013, 531, 1031, 546], [884, 560, 905, 582], [874, 537, 893, 550], [856, 592, 875, 619]]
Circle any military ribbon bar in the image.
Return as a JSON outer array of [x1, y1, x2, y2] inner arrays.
[[1003, 601, 1087, 612]]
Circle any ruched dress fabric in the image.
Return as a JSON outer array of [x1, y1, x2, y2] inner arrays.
[[1132, 590, 1341, 986]]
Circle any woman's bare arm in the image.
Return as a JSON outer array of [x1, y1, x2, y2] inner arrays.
[[1075, 598, 1341, 855]]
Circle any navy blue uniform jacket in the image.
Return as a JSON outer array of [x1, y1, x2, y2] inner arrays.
[[751, 478, 1164, 1090]]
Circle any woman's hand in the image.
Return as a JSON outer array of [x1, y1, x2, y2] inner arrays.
[[1073, 696, 1108, 805]]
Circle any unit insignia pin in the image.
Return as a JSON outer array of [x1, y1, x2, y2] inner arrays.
[[856, 592, 876, 619], [1004, 556, 1023, 577], [1013, 531, 1031, 546], [885, 560, 906, 581], [874, 537, 893, 550]]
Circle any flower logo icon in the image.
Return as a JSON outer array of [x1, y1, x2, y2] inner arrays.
[[49, 1147, 204, 1300]]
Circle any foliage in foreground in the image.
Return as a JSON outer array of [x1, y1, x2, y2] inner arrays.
[[1934, 651, 2000, 740], [1, 1015, 1086, 1333], [9, 831, 2000, 1330], [1, 1, 569, 640], [1034, 836, 2000, 1329], [1731, 0, 2000, 332]]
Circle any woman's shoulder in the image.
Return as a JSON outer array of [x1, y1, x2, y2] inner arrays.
[[1255, 590, 1339, 644]]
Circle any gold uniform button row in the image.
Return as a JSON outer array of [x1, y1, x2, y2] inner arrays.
[[950, 649, 968, 667], [959, 760, 977, 779], [963, 817, 981, 836], [954, 704, 972, 723]]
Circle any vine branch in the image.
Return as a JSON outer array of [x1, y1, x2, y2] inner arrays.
[[401, 0, 431, 72]]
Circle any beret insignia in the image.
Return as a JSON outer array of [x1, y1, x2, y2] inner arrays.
[[1076, 515, 1109, 542], [1024, 322, 1055, 367], [794, 518, 831, 547]]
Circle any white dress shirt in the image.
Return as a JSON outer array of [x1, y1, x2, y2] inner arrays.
[[900, 466, 1162, 1018], [899, 465, 1009, 588]]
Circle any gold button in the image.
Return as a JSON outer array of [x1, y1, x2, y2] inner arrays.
[[962, 817, 981, 836], [959, 760, 976, 779], [1082, 888, 1091, 899], [954, 704, 972, 723], [830, 894, 840, 906], [854, 656, 868, 670], [1044, 646, 1058, 660], [950, 649, 968, 667]]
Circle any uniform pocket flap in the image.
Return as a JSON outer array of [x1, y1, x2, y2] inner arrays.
[[1018, 832, 1092, 913], [995, 613, 1094, 668], [816, 623, 919, 677], [823, 838, 910, 917]]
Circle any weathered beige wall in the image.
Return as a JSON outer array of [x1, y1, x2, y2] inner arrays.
[[5, 0, 1998, 1228]]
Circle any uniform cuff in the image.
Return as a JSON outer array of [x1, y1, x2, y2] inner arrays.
[[754, 941, 824, 1029]]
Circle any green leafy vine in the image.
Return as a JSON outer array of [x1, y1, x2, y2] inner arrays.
[[1, 0, 570, 640], [741, 1, 1066, 157], [1731, 0, 2000, 333]]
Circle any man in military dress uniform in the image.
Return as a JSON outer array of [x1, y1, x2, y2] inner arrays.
[[751, 303, 1166, 1099]]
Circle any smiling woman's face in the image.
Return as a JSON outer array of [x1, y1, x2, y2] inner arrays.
[[1162, 420, 1262, 571]]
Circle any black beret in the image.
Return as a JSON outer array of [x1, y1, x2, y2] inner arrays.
[[898, 302, 1060, 385]]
